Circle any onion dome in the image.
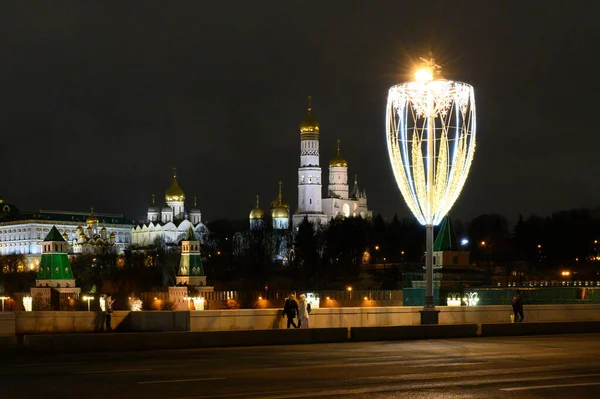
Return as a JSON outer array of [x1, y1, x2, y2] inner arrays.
[[189, 196, 201, 215], [76, 225, 83, 233], [249, 194, 264, 220], [101, 226, 107, 233], [271, 182, 289, 219], [300, 96, 319, 139], [329, 139, 348, 167], [79, 233, 86, 239], [109, 232, 116, 238], [62, 233, 69, 241], [148, 194, 160, 212], [165, 168, 185, 202], [162, 205, 172, 213], [86, 207, 99, 225]]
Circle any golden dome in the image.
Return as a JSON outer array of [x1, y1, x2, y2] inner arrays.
[[79, 233, 86, 239], [165, 168, 185, 202], [249, 195, 265, 220], [300, 96, 319, 135], [271, 182, 289, 219], [101, 226, 107, 232], [62, 233, 68, 240], [86, 207, 99, 225], [109, 231, 116, 238], [76, 225, 83, 232], [329, 139, 348, 167]]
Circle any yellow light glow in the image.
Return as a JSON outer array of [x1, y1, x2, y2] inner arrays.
[[326, 296, 330, 300], [415, 68, 433, 83], [480, 241, 486, 246], [346, 287, 352, 292], [363, 297, 368, 301], [375, 245, 380, 251], [258, 296, 263, 300]]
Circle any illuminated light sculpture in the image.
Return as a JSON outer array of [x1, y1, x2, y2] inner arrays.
[[386, 56, 476, 324]]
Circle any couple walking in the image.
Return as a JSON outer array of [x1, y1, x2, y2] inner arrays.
[[282, 294, 310, 328]]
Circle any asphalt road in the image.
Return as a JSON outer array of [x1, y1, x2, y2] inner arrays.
[[2, 333, 600, 398]]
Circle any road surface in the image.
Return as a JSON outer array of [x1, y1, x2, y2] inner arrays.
[[2, 333, 600, 398]]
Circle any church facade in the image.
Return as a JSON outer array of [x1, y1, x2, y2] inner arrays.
[[131, 170, 208, 247]]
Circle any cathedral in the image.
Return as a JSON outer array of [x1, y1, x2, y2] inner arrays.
[[292, 97, 372, 229], [131, 170, 208, 247]]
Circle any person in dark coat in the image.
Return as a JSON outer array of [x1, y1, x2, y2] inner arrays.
[[512, 289, 524, 322], [282, 294, 299, 329]]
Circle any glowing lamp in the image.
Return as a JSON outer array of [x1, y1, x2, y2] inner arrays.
[[386, 55, 476, 323]]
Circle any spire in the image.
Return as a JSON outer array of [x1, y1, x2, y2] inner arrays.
[[194, 196, 197, 208], [433, 215, 459, 251], [277, 181, 283, 205], [151, 194, 156, 205], [336, 139, 341, 156], [307, 96, 312, 116], [173, 167, 177, 178], [256, 194, 260, 207], [186, 225, 196, 241]]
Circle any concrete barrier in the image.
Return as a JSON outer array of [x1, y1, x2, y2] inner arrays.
[[22, 327, 348, 353], [480, 321, 600, 337], [15, 311, 189, 334], [0, 312, 16, 337], [351, 324, 478, 342]]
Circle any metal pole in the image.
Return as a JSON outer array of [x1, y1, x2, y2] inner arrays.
[[424, 224, 434, 307], [421, 79, 439, 324]]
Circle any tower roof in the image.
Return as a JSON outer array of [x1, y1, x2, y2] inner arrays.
[[166, 168, 185, 202], [249, 194, 264, 220], [86, 206, 99, 225], [44, 226, 66, 242], [271, 182, 289, 219], [186, 225, 196, 241], [329, 139, 348, 167], [300, 96, 319, 137], [433, 215, 459, 251]]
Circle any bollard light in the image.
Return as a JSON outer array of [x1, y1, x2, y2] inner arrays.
[[82, 295, 94, 311], [0, 296, 9, 312]]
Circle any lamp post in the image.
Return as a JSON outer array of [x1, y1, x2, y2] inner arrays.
[[386, 55, 476, 324], [82, 295, 94, 311], [0, 296, 8, 312]]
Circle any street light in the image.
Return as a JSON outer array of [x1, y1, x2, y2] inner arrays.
[[386, 55, 476, 325], [82, 295, 94, 311], [0, 296, 9, 312]]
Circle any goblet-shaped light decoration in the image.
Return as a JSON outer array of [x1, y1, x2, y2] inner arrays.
[[386, 57, 476, 323]]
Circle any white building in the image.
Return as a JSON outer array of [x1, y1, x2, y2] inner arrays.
[[131, 170, 208, 247], [0, 200, 134, 270], [292, 98, 372, 229]]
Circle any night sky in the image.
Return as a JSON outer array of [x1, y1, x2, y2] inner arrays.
[[1, 1, 598, 225]]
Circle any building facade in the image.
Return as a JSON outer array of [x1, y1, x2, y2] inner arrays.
[[0, 202, 134, 270]]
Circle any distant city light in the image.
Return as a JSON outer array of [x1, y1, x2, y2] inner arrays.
[[461, 238, 469, 246]]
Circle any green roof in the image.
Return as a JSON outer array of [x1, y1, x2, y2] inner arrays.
[[2, 210, 135, 225], [187, 226, 196, 241], [37, 252, 74, 280], [44, 226, 66, 242], [434, 215, 459, 251], [178, 253, 204, 276]]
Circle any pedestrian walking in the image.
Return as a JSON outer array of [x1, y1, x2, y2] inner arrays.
[[298, 294, 310, 328], [512, 289, 524, 322], [105, 293, 115, 332], [282, 294, 299, 329]]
